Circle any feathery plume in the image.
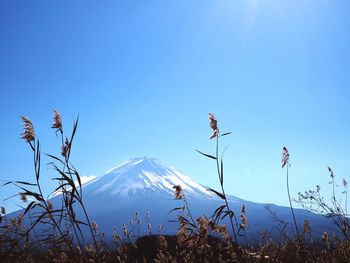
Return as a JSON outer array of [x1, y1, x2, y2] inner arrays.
[[47, 201, 53, 211], [173, 185, 184, 199], [343, 178, 348, 187], [328, 166, 334, 179], [322, 231, 329, 242], [91, 221, 98, 234], [51, 109, 63, 132], [17, 214, 23, 226], [240, 214, 247, 228], [147, 223, 152, 234], [208, 113, 220, 140], [241, 204, 246, 214], [282, 147, 289, 168], [20, 116, 35, 142], [61, 137, 69, 157], [20, 193, 27, 203], [122, 223, 128, 236], [303, 220, 311, 234]]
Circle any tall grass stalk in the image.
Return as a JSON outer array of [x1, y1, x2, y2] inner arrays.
[[196, 113, 239, 245], [170, 185, 199, 232], [49, 113, 100, 253], [30, 138, 72, 249], [343, 179, 348, 217], [282, 147, 301, 247], [214, 135, 238, 244]]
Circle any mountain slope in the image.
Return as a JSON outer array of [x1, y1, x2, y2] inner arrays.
[[83, 156, 214, 199], [71, 157, 333, 241], [8, 156, 335, 243]]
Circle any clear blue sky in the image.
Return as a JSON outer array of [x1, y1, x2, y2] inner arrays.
[[1, 0, 349, 213]]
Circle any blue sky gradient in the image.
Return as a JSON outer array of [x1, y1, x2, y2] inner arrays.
[[1, 0, 350, 213]]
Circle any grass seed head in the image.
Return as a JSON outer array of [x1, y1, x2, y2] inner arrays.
[[241, 204, 246, 214], [17, 214, 23, 225], [122, 223, 128, 236], [173, 185, 184, 199], [51, 109, 63, 132], [322, 232, 329, 242], [217, 225, 230, 240], [61, 137, 69, 157], [47, 201, 53, 211], [92, 221, 98, 234], [208, 113, 220, 139], [282, 147, 289, 168], [328, 166, 334, 179], [343, 179, 348, 187], [20, 116, 35, 142], [113, 232, 122, 242], [158, 236, 167, 248], [304, 220, 311, 234], [20, 193, 27, 202], [208, 219, 217, 232], [241, 214, 247, 228]]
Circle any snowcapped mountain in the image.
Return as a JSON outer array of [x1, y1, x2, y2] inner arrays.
[[8, 156, 335, 243], [72, 157, 332, 241], [82, 156, 213, 200]]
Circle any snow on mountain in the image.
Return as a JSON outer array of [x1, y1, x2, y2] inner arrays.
[[82, 156, 214, 199], [79, 157, 333, 240], [8, 156, 336, 242]]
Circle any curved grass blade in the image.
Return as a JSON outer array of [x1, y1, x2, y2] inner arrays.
[[2, 181, 37, 187], [220, 132, 232, 137], [195, 150, 217, 160], [207, 187, 225, 200]]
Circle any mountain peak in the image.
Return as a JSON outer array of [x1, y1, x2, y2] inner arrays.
[[130, 156, 156, 161], [127, 156, 161, 167], [83, 157, 213, 199]]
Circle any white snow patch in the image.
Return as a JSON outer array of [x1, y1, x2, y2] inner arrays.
[[74, 175, 97, 186], [104, 160, 132, 174]]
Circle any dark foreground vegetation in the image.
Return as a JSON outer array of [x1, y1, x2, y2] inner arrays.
[[1, 111, 349, 262], [1, 234, 350, 262]]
